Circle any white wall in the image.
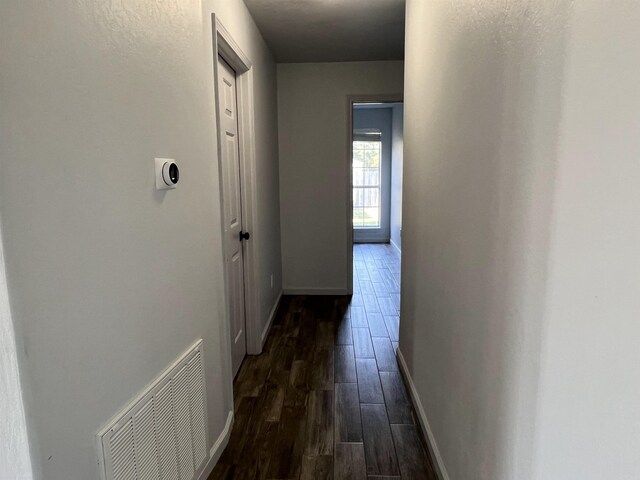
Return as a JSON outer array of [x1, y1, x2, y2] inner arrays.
[[533, 2, 640, 478], [0, 220, 32, 479], [0, 1, 280, 478], [278, 61, 404, 293], [390, 104, 403, 251], [401, 0, 567, 478], [400, 1, 640, 479]]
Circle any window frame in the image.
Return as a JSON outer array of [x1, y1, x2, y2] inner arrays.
[[352, 139, 383, 229]]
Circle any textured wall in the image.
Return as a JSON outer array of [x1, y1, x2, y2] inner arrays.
[[400, 0, 570, 478], [401, 1, 640, 479], [532, 2, 640, 478], [0, 1, 279, 478]]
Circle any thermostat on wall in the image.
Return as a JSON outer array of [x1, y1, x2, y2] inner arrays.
[[155, 158, 180, 190]]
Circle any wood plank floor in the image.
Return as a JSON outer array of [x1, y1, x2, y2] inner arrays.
[[210, 243, 436, 480]]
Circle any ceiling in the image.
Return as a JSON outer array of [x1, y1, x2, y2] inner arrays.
[[243, 0, 405, 63]]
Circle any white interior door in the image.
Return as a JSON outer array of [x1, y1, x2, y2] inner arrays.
[[217, 56, 247, 378]]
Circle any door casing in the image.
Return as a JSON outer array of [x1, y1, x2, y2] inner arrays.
[[212, 17, 262, 365]]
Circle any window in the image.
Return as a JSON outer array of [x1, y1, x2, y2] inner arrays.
[[353, 139, 382, 228]]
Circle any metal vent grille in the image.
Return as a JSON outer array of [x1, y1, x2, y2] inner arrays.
[[97, 340, 207, 480]]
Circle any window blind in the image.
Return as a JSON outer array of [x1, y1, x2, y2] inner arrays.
[[353, 129, 382, 142]]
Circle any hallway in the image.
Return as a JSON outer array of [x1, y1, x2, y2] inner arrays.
[[210, 244, 435, 479]]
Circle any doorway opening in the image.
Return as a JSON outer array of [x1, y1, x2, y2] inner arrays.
[[347, 97, 403, 312]]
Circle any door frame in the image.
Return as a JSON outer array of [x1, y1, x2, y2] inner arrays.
[[345, 94, 403, 294], [212, 16, 262, 359]]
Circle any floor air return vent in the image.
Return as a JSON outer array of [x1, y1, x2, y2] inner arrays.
[[97, 340, 207, 480]]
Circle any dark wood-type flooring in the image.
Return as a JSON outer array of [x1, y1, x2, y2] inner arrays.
[[210, 244, 436, 479]]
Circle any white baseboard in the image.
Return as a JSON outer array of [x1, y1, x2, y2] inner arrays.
[[282, 288, 350, 295], [396, 349, 450, 480], [199, 410, 234, 479], [390, 238, 402, 255], [261, 291, 282, 348]]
